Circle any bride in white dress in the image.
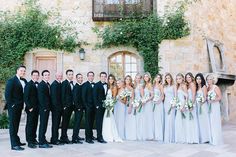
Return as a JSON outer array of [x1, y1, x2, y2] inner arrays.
[[102, 74, 123, 142]]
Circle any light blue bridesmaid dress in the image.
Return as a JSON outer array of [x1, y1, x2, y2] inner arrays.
[[135, 84, 144, 141], [185, 88, 199, 144], [143, 87, 154, 140], [124, 88, 137, 140], [196, 89, 210, 143], [164, 85, 175, 143], [114, 92, 126, 140], [153, 87, 164, 142], [208, 85, 223, 145], [175, 89, 187, 143]]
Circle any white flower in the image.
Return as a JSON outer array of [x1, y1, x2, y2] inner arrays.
[[196, 95, 205, 103], [207, 91, 216, 101]]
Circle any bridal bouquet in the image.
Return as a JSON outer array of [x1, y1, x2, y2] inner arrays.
[[196, 95, 205, 114], [141, 95, 149, 104], [168, 97, 178, 115], [120, 89, 132, 106], [103, 97, 117, 117], [207, 91, 216, 113], [153, 94, 160, 112], [176, 101, 186, 119], [132, 99, 142, 115], [185, 100, 195, 120]]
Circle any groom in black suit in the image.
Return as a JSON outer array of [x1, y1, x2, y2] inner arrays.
[[24, 70, 40, 149], [93, 72, 108, 143], [5, 65, 27, 151], [38, 70, 53, 148], [82, 71, 96, 144]]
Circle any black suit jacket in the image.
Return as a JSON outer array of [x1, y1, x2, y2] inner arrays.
[[50, 80, 62, 111], [24, 80, 38, 111], [61, 80, 73, 108], [82, 81, 95, 108], [73, 83, 84, 110], [5, 75, 27, 110], [93, 81, 107, 108], [38, 80, 51, 111]]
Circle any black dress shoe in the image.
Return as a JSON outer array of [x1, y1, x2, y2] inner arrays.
[[51, 141, 64, 145], [39, 144, 53, 148], [78, 136, 85, 141], [92, 136, 97, 140], [11, 146, 25, 151], [61, 139, 73, 144], [28, 143, 37, 149], [72, 139, 83, 144], [85, 139, 94, 144], [33, 140, 39, 145], [97, 139, 107, 144], [19, 142, 26, 146]]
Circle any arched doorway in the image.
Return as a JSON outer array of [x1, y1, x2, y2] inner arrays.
[[108, 51, 139, 79]]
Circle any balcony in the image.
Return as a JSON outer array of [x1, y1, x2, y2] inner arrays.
[[92, 0, 153, 21]]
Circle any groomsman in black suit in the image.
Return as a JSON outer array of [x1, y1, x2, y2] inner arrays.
[[93, 72, 108, 143], [24, 70, 40, 149], [38, 70, 53, 148], [82, 71, 96, 144], [5, 65, 27, 151], [50, 72, 64, 145], [60, 69, 74, 144], [72, 73, 85, 144]]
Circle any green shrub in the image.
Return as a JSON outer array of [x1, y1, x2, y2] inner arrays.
[[0, 112, 9, 129]]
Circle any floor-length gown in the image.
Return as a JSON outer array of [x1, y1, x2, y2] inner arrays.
[[196, 89, 210, 143], [208, 85, 223, 145], [135, 85, 144, 141], [114, 91, 126, 140], [153, 87, 164, 142], [102, 89, 123, 142], [125, 88, 137, 140], [143, 87, 154, 140], [175, 89, 187, 143], [164, 85, 175, 143], [185, 89, 199, 144]]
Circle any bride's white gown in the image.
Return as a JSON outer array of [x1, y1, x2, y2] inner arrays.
[[102, 89, 123, 142]]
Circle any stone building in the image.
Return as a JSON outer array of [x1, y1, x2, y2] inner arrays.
[[0, 0, 235, 120]]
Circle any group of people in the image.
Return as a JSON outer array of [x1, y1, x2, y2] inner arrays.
[[4, 65, 223, 151]]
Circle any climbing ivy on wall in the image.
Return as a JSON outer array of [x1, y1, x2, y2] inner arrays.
[[94, 4, 190, 77], [0, 0, 80, 82]]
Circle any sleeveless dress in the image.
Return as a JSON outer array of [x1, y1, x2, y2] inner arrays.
[[114, 90, 126, 140], [102, 89, 123, 142], [135, 85, 144, 141], [196, 89, 210, 143], [175, 89, 187, 143], [164, 85, 175, 143], [153, 87, 164, 142], [208, 85, 223, 145], [143, 87, 154, 140], [185, 89, 199, 144], [124, 88, 137, 140]]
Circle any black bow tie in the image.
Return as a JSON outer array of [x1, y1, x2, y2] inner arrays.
[[34, 82, 39, 84], [20, 77, 24, 80], [70, 81, 73, 84], [102, 83, 107, 85]]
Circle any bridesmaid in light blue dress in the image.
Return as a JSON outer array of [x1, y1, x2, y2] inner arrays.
[[195, 73, 210, 143], [175, 73, 187, 143], [185, 72, 199, 144], [143, 72, 154, 140], [206, 74, 223, 145], [134, 73, 144, 141], [163, 73, 176, 143], [153, 74, 164, 142], [114, 79, 126, 140], [124, 75, 136, 140]]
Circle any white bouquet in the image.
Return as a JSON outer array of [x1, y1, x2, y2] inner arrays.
[[132, 99, 142, 115], [196, 95, 205, 114], [185, 100, 195, 120], [168, 97, 178, 115], [153, 94, 160, 112], [103, 97, 117, 117], [176, 101, 186, 119], [207, 91, 216, 113]]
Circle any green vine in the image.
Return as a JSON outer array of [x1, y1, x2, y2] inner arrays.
[[94, 5, 190, 77], [0, 0, 80, 82]]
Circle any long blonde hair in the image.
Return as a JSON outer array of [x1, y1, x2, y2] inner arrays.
[[176, 73, 185, 90], [134, 73, 142, 88], [143, 72, 152, 90]]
